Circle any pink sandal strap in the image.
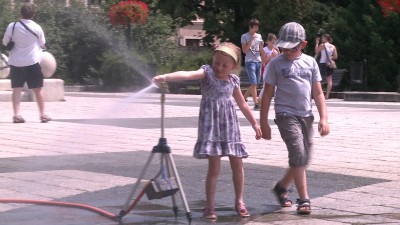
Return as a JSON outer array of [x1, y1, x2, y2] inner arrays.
[[203, 207, 217, 220], [235, 202, 250, 217]]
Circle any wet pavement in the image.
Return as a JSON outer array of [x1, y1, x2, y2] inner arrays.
[[0, 91, 399, 225]]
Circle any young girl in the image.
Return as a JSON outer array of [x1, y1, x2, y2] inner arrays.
[[261, 33, 280, 76], [259, 33, 280, 100], [152, 42, 262, 220]]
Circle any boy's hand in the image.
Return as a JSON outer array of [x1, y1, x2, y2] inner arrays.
[[261, 123, 272, 140], [318, 120, 330, 136]]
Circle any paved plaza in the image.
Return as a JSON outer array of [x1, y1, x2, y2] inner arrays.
[[0, 89, 399, 225]]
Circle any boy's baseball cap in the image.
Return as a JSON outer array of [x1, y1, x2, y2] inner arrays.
[[275, 22, 306, 49]]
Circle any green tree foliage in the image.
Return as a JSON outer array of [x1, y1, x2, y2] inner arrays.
[[329, 1, 399, 91], [130, 13, 178, 68], [254, 0, 331, 56], [153, 0, 399, 92], [152, 0, 257, 47], [162, 48, 212, 73], [1, 0, 398, 91], [0, 0, 179, 88], [43, 1, 123, 85], [0, 0, 18, 53], [97, 50, 142, 91]]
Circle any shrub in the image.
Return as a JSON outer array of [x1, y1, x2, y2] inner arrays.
[[97, 50, 153, 91]]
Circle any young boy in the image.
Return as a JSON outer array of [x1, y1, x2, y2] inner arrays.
[[259, 22, 330, 215]]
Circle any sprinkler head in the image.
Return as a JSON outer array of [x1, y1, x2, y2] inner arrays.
[[159, 82, 170, 94]]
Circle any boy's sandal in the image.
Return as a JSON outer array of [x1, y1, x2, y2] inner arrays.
[[296, 199, 312, 215], [272, 183, 293, 207], [235, 202, 250, 218], [40, 115, 51, 123], [203, 207, 217, 220], [13, 116, 25, 123]]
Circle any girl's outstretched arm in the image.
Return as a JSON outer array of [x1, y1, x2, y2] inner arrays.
[[152, 69, 205, 84], [233, 88, 262, 140]]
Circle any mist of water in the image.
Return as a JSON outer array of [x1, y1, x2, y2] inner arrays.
[[124, 83, 158, 102], [77, 9, 156, 85]]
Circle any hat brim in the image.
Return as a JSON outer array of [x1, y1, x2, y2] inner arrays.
[[275, 40, 301, 49]]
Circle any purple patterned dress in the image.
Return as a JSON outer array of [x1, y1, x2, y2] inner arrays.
[[193, 65, 248, 159]]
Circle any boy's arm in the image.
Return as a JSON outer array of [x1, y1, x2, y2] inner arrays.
[[153, 69, 205, 84], [241, 42, 252, 54], [312, 82, 330, 136], [241, 34, 255, 54], [260, 83, 274, 140]]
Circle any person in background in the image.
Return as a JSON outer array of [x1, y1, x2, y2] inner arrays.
[[2, 3, 50, 123], [261, 33, 280, 76], [153, 42, 262, 220], [259, 33, 280, 100], [241, 18, 266, 110], [315, 34, 338, 100], [260, 22, 330, 215]]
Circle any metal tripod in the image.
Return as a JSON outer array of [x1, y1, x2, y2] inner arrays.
[[118, 82, 192, 223]]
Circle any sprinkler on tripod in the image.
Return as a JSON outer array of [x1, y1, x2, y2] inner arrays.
[[0, 83, 192, 223], [159, 81, 169, 139], [118, 82, 192, 223]]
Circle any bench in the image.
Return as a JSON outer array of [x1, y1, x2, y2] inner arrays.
[[167, 67, 263, 94], [332, 69, 347, 88], [167, 80, 200, 94], [321, 69, 347, 89]]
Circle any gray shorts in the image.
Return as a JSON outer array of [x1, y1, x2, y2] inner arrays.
[[275, 113, 314, 167]]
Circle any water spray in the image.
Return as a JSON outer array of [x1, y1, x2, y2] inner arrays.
[[0, 82, 192, 223]]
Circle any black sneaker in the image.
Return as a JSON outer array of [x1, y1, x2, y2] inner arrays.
[[253, 104, 260, 111]]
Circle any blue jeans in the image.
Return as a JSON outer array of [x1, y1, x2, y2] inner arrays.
[[245, 61, 262, 85]]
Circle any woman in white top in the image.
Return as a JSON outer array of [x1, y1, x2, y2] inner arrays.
[[315, 34, 338, 100], [2, 3, 50, 123]]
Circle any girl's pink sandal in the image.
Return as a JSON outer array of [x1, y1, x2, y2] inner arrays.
[[235, 202, 250, 217], [203, 207, 217, 220]]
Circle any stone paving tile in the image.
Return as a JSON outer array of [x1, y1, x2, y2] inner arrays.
[[0, 92, 399, 225], [332, 215, 400, 224], [269, 219, 348, 225]]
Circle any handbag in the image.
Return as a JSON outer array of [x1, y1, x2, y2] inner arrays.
[[324, 44, 337, 69], [6, 22, 17, 51]]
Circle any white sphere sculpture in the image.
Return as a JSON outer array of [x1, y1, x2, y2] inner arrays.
[[40, 51, 57, 78], [0, 54, 10, 79]]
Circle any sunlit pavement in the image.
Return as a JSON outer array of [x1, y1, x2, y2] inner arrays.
[[0, 90, 399, 225]]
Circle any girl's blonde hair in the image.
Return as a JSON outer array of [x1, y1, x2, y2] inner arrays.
[[214, 42, 241, 68]]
